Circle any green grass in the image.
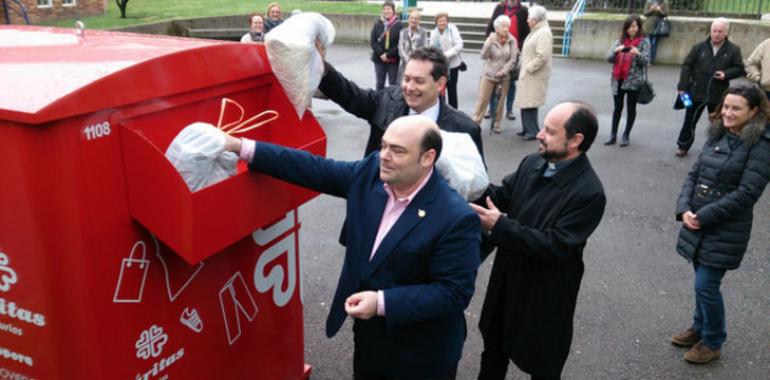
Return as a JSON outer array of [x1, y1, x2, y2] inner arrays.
[[702, 0, 770, 14], [44, 0, 382, 29]]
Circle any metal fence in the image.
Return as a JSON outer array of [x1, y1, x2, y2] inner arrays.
[[528, 0, 768, 18]]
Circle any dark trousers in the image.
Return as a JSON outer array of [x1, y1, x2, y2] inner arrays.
[[610, 86, 639, 137], [521, 108, 539, 138], [448, 67, 460, 109], [676, 102, 717, 151], [375, 61, 399, 90], [478, 310, 561, 380], [355, 365, 457, 380]]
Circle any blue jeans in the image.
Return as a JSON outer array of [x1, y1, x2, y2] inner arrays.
[[648, 35, 659, 63], [691, 262, 727, 350], [488, 77, 516, 114]]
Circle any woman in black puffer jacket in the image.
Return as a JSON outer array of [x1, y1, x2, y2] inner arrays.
[[670, 84, 770, 365]]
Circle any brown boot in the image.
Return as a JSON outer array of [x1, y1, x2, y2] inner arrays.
[[671, 328, 700, 347], [684, 341, 720, 364]]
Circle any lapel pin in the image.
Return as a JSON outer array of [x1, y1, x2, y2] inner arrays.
[[418, 209, 426, 218]]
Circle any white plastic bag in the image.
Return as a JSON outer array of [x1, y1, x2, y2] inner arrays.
[[265, 12, 335, 119], [165, 122, 237, 192], [435, 131, 489, 201], [165, 98, 279, 192]]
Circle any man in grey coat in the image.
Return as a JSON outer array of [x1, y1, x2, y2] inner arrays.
[[470, 101, 606, 380]]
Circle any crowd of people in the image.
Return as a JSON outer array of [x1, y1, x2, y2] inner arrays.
[[232, 1, 770, 379]]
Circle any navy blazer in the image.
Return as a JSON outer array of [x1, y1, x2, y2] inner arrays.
[[248, 142, 480, 378]]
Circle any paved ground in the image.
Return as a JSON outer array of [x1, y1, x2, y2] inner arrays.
[[298, 43, 770, 379]]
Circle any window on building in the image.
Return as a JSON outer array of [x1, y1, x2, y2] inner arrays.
[[37, 0, 52, 7], [63, 0, 76, 6]]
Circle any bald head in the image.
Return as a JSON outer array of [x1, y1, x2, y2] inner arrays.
[[380, 116, 442, 196], [386, 115, 443, 160], [538, 101, 598, 162]]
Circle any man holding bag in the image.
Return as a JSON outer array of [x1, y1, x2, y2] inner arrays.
[[223, 116, 480, 380]]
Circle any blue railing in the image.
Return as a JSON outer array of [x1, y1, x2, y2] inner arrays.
[[562, 0, 587, 56]]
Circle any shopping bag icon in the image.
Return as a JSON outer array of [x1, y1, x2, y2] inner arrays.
[[113, 241, 150, 303]]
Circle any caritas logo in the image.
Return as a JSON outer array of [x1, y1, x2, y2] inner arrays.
[[0, 298, 45, 327], [0, 252, 17, 293]]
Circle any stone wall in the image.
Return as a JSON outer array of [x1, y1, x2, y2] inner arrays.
[[570, 17, 770, 65]]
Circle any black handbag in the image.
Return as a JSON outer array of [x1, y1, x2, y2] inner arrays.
[[654, 17, 671, 38], [458, 61, 468, 72], [638, 66, 655, 105]]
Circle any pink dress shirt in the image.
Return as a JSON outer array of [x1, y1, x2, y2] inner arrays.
[[239, 138, 433, 317]]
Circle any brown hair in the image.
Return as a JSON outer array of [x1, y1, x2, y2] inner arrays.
[[709, 83, 770, 123], [434, 12, 449, 23], [248, 13, 263, 26], [620, 14, 644, 40]]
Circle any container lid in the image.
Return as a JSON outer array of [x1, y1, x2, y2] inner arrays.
[[0, 26, 269, 124]]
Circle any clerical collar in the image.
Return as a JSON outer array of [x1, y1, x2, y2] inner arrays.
[[543, 156, 578, 178], [408, 99, 440, 123]]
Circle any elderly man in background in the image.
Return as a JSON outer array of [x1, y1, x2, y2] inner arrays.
[[674, 17, 744, 157], [514, 5, 553, 141], [745, 37, 770, 100]]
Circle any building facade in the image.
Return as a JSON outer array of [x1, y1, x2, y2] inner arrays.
[[2, 0, 106, 24]]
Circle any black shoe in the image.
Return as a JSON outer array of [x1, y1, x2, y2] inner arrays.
[[604, 135, 617, 145], [484, 110, 492, 119], [619, 134, 630, 147], [516, 130, 525, 136], [521, 135, 537, 141]]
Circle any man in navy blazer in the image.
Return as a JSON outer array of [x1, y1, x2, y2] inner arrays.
[[225, 115, 480, 379]]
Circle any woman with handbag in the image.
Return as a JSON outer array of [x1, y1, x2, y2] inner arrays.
[[429, 12, 464, 108], [671, 83, 770, 364], [370, 1, 402, 90], [643, 0, 668, 64], [605, 14, 650, 147], [471, 15, 518, 133]]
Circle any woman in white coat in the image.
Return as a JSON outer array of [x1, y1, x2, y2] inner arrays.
[[429, 12, 464, 109], [514, 5, 552, 140]]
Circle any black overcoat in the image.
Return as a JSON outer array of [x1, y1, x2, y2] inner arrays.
[[479, 153, 606, 376], [318, 62, 484, 159], [677, 37, 744, 104], [676, 121, 770, 269]]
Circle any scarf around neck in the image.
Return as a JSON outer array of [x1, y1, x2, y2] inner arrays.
[[612, 36, 642, 81]]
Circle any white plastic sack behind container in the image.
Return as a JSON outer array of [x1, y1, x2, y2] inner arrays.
[[165, 122, 238, 192], [435, 131, 489, 201], [265, 12, 335, 119]]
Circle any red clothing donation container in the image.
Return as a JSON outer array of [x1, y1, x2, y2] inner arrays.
[[0, 25, 325, 380]]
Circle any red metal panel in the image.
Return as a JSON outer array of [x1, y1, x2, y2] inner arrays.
[[0, 26, 321, 379]]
